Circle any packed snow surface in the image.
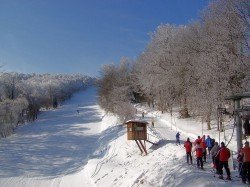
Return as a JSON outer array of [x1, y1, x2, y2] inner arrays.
[[0, 87, 244, 186]]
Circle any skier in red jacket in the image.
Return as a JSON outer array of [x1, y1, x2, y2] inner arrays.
[[200, 139, 207, 163], [184, 138, 193, 164], [193, 141, 203, 169], [194, 136, 202, 145], [216, 142, 231, 180], [240, 141, 250, 184]]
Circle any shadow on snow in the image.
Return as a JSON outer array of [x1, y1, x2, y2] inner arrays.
[[0, 87, 122, 179]]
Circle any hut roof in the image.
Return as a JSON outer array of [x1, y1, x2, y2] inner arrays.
[[125, 119, 148, 124]]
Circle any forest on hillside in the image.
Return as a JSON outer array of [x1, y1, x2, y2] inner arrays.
[[98, 0, 250, 127], [0, 72, 94, 138]]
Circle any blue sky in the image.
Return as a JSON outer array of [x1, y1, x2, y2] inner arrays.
[[0, 0, 209, 76]]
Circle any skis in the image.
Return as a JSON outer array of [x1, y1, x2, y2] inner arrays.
[[207, 166, 242, 183], [218, 177, 241, 182]]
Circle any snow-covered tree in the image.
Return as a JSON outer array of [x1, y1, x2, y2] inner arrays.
[[130, 0, 249, 129], [0, 72, 94, 138], [98, 58, 136, 122]]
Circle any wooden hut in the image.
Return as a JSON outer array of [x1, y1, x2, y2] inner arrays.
[[126, 120, 148, 140], [125, 120, 157, 155]]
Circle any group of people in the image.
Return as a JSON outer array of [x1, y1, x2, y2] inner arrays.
[[183, 135, 215, 170], [181, 133, 250, 183]]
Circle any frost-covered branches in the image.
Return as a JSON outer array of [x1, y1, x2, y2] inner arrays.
[[98, 58, 136, 122], [0, 98, 28, 137], [98, 1, 248, 129], [0, 73, 94, 138], [132, 0, 249, 129]]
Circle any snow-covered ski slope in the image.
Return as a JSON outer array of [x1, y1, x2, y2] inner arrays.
[[0, 87, 244, 186]]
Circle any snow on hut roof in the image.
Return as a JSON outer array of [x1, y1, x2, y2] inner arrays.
[[125, 119, 148, 124]]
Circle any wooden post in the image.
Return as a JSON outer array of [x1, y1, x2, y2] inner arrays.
[[139, 140, 147, 155], [135, 140, 143, 154], [145, 139, 158, 146]]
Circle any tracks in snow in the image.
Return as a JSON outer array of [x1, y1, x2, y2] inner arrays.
[[91, 139, 118, 178]]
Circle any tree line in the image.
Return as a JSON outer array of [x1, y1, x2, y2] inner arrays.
[[98, 0, 249, 127], [0, 72, 94, 138]]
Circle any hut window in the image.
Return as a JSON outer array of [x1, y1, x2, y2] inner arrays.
[[129, 128, 132, 131], [136, 127, 143, 131]]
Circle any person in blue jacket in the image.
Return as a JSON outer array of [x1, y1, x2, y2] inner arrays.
[[176, 132, 180, 145], [206, 135, 213, 156]]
